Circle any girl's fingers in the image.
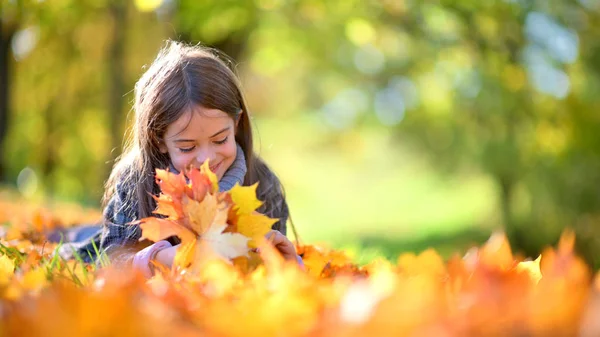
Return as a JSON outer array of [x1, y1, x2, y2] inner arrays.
[[264, 230, 301, 263]]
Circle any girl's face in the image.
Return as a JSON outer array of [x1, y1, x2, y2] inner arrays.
[[160, 105, 238, 180]]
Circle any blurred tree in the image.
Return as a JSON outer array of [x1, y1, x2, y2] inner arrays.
[[1, 1, 23, 182], [3, 0, 600, 266]]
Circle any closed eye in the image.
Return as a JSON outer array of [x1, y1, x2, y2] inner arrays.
[[214, 136, 228, 145], [179, 146, 195, 153]]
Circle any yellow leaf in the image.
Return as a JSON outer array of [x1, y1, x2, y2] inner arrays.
[[230, 183, 263, 214], [140, 218, 195, 244], [5, 284, 22, 300], [201, 160, 219, 193], [397, 249, 445, 277], [66, 261, 92, 286], [21, 268, 47, 292], [0, 254, 14, 285], [5, 225, 23, 240], [236, 212, 277, 247], [173, 239, 197, 270], [184, 194, 228, 236], [516, 255, 542, 284]]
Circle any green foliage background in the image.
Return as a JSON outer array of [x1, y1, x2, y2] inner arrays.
[[3, 0, 600, 266]]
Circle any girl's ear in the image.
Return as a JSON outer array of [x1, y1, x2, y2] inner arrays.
[[158, 140, 168, 154]]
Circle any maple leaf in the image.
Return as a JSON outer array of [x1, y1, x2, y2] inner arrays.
[[152, 194, 183, 219], [236, 212, 277, 247], [298, 244, 353, 277], [173, 239, 197, 270], [140, 218, 195, 243], [199, 223, 250, 261], [185, 167, 210, 201], [155, 169, 187, 200], [0, 254, 14, 285], [397, 249, 445, 277], [183, 193, 229, 236], [200, 160, 219, 193], [478, 231, 515, 270], [230, 183, 263, 214], [516, 256, 542, 284], [539, 229, 590, 283]]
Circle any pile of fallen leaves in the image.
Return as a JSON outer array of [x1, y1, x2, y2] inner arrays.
[[1, 164, 600, 336]]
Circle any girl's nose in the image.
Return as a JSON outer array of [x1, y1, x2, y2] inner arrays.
[[194, 149, 214, 167]]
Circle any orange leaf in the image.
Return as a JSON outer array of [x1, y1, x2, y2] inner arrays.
[[185, 167, 210, 201], [139, 218, 195, 243], [152, 194, 184, 219], [155, 169, 187, 200], [183, 194, 229, 236], [479, 231, 514, 270]]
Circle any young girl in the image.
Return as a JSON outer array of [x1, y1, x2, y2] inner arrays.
[[71, 40, 299, 275]]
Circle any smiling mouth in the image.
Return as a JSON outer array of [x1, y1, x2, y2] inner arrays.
[[209, 161, 221, 173]]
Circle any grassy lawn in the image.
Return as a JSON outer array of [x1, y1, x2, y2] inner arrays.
[[256, 115, 501, 263]]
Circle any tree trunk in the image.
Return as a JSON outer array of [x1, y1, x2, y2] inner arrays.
[[0, 23, 17, 182], [497, 173, 524, 251], [42, 98, 58, 197]]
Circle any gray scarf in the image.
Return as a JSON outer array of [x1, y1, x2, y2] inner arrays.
[[169, 143, 247, 192]]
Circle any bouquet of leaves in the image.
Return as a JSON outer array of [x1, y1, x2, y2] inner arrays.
[[139, 162, 278, 273]]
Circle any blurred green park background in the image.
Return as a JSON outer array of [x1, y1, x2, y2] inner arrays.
[[2, 0, 600, 266]]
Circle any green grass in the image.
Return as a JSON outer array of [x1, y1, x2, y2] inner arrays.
[[255, 115, 500, 261]]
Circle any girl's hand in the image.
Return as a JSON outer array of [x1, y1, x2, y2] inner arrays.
[[152, 230, 304, 271], [154, 243, 180, 269], [265, 230, 304, 267]]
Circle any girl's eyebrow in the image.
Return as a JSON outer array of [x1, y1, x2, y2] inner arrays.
[[209, 126, 230, 138], [173, 126, 230, 143]]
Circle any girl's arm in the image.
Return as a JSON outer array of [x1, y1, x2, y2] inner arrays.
[[99, 179, 146, 265]]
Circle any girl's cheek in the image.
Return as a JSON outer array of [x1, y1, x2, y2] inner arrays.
[[223, 140, 237, 157], [171, 154, 193, 171]]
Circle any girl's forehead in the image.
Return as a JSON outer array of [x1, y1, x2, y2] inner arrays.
[[166, 107, 232, 139]]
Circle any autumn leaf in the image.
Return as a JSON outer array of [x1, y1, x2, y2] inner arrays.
[[200, 160, 219, 193], [183, 193, 229, 236], [199, 223, 250, 261], [140, 218, 195, 243], [152, 194, 184, 219], [185, 167, 210, 201], [397, 249, 445, 277], [173, 239, 197, 270], [479, 231, 515, 270], [21, 267, 47, 292], [0, 254, 14, 285], [230, 183, 263, 214], [516, 256, 542, 284], [236, 212, 277, 247], [155, 169, 187, 200], [298, 244, 353, 277]]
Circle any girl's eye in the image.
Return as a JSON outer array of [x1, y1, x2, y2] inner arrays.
[[214, 137, 228, 145], [179, 146, 195, 153]]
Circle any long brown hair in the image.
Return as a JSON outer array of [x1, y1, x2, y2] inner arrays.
[[103, 40, 288, 232]]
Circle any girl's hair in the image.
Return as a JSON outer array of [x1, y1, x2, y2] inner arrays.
[[103, 40, 287, 231]]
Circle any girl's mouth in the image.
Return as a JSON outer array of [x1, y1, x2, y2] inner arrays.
[[209, 161, 221, 173]]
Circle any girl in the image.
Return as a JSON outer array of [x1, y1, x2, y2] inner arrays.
[[71, 40, 299, 275]]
